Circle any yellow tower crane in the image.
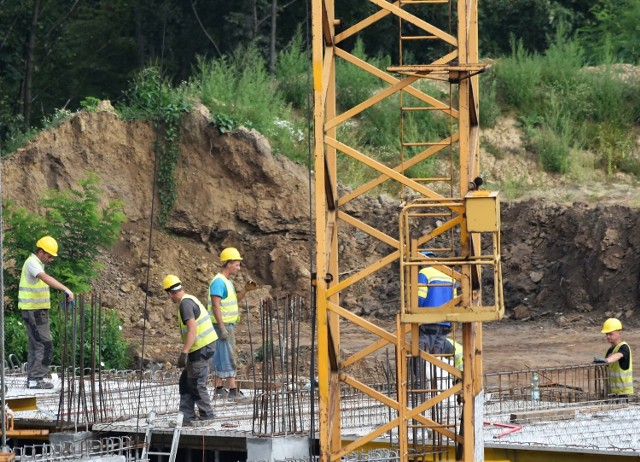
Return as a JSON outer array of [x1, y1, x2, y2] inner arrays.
[[312, 1, 504, 461]]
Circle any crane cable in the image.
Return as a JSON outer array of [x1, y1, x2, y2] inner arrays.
[[134, 2, 169, 436], [305, 0, 317, 456], [0, 137, 8, 452]]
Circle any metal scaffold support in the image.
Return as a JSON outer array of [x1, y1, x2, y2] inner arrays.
[[311, 0, 503, 461]]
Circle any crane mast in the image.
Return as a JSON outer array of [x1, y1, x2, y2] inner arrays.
[[312, 1, 503, 461]]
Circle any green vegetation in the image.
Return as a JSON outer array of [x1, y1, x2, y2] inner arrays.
[[119, 67, 192, 226], [1, 2, 638, 195], [2, 176, 130, 369], [488, 30, 640, 175]]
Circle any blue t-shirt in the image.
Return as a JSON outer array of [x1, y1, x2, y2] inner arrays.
[[209, 277, 228, 299]]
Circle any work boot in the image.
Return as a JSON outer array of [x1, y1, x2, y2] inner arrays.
[[214, 387, 227, 398], [227, 388, 250, 403], [27, 379, 53, 390]]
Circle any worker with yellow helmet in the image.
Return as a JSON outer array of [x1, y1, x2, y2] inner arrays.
[[19, 236, 74, 389], [595, 318, 633, 399], [163, 274, 217, 425], [207, 247, 257, 401]]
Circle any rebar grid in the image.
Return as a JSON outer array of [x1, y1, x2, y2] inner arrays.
[[485, 405, 640, 453], [484, 364, 612, 416], [15, 436, 139, 461], [251, 297, 307, 436]]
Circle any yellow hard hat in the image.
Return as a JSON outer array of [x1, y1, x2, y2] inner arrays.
[[601, 318, 622, 334], [162, 274, 182, 291], [36, 236, 58, 256], [220, 247, 242, 262]]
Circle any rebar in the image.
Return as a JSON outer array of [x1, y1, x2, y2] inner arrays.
[[252, 296, 308, 437], [15, 435, 139, 461]]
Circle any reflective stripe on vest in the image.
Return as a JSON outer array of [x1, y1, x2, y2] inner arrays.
[[447, 338, 464, 371], [179, 294, 217, 353], [207, 274, 239, 324], [18, 255, 50, 310], [418, 267, 454, 327], [608, 341, 633, 395]]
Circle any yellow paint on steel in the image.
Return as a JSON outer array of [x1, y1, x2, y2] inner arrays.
[[6, 397, 37, 412], [335, 48, 460, 117], [370, 0, 458, 46], [337, 132, 460, 206], [312, 0, 501, 461]]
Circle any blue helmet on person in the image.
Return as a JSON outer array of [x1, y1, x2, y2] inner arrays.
[[421, 251, 436, 258]]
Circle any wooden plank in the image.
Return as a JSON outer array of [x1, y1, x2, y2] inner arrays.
[[510, 403, 628, 423]]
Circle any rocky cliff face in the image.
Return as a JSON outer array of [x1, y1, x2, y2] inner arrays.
[[3, 106, 639, 362]]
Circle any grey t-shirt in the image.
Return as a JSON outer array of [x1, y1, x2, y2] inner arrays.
[[24, 254, 45, 284], [179, 297, 214, 360]]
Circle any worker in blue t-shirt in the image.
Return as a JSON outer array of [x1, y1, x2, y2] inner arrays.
[[418, 251, 456, 354]]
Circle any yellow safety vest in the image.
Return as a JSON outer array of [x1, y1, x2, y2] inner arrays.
[[18, 255, 50, 310], [608, 341, 633, 395], [207, 274, 239, 324], [178, 294, 217, 353], [447, 338, 464, 371]]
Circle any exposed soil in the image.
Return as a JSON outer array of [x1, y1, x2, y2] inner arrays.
[[3, 106, 640, 382]]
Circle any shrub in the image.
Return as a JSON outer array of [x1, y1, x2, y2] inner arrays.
[[276, 27, 309, 110], [494, 37, 542, 110], [480, 74, 501, 128], [539, 25, 585, 92], [189, 45, 306, 162], [529, 123, 572, 173], [2, 177, 129, 369], [5, 305, 129, 370], [3, 175, 126, 307], [595, 122, 634, 175], [118, 67, 192, 225], [335, 38, 389, 111]]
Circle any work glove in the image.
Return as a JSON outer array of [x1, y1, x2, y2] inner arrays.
[[219, 326, 229, 341], [593, 355, 608, 364], [177, 352, 188, 368], [244, 280, 257, 292], [60, 298, 76, 310]]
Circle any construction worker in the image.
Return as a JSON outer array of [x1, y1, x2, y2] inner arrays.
[[595, 318, 633, 399], [19, 236, 74, 389], [163, 275, 217, 425], [208, 247, 256, 401], [418, 251, 456, 354], [444, 337, 463, 371]]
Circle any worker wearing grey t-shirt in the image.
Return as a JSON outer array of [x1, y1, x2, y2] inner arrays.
[[18, 236, 74, 389]]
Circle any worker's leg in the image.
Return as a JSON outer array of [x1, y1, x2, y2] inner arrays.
[[178, 369, 196, 424], [21, 310, 52, 382], [188, 357, 215, 419]]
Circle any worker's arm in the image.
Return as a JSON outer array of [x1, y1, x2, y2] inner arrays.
[[37, 272, 74, 302], [210, 296, 225, 327], [182, 318, 197, 353], [236, 280, 257, 302], [606, 352, 624, 364], [237, 288, 247, 302]]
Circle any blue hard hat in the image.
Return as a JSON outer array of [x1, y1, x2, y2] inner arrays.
[[421, 251, 436, 257]]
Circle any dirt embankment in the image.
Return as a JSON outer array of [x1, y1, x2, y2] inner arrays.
[[3, 107, 640, 366]]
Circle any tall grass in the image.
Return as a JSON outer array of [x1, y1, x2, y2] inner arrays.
[[492, 28, 640, 176], [275, 27, 309, 110], [189, 44, 306, 162], [493, 37, 542, 109]]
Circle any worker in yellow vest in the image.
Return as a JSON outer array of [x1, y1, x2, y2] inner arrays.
[[595, 318, 633, 400], [19, 236, 74, 389], [208, 247, 257, 401], [444, 337, 463, 371], [163, 275, 217, 425]]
